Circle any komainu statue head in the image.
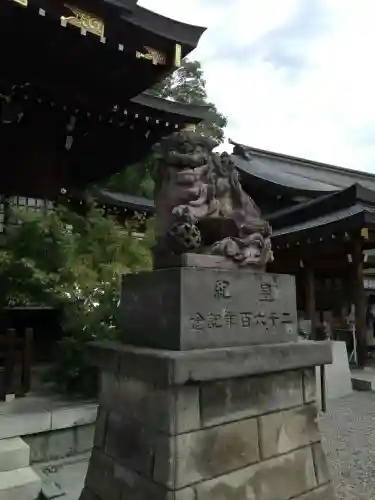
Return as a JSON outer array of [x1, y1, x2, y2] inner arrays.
[[152, 130, 273, 268]]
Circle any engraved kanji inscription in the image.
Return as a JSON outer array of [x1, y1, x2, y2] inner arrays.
[[259, 282, 274, 302], [207, 313, 223, 329], [254, 312, 267, 325], [224, 310, 236, 328], [282, 312, 292, 324], [269, 312, 279, 326], [214, 280, 231, 299], [191, 312, 205, 330], [240, 312, 253, 327]]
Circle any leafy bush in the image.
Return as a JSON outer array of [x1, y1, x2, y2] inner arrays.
[[0, 201, 152, 396]]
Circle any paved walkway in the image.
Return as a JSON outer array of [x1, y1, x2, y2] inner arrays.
[[320, 392, 375, 500], [33, 454, 89, 500]]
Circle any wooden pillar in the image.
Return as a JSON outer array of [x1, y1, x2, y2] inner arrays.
[[21, 328, 33, 396], [3, 195, 10, 234], [304, 263, 316, 340], [4, 328, 16, 400], [352, 237, 367, 367]]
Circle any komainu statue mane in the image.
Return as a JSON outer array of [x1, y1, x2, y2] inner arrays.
[[153, 130, 273, 268]]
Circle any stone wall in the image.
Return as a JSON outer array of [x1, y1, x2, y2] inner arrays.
[[84, 364, 335, 500], [24, 423, 95, 463]]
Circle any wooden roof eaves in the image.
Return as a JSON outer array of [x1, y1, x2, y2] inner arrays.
[[354, 183, 375, 205], [364, 210, 375, 228], [26, 0, 206, 51], [120, 4, 206, 51], [130, 93, 210, 122], [271, 212, 366, 246], [267, 190, 341, 227], [94, 189, 155, 212], [268, 183, 375, 230], [270, 204, 375, 245], [232, 154, 339, 194], [11, 0, 205, 70], [230, 139, 375, 187]]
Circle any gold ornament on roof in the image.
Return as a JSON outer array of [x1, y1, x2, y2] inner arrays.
[[136, 46, 167, 65], [13, 0, 28, 6], [61, 4, 105, 37], [181, 124, 196, 132], [175, 44, 182, 68]]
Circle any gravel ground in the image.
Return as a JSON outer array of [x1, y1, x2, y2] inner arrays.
[[320, 392, 375, 500]]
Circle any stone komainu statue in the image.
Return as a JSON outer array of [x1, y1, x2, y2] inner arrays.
[[153, 130, 273, 268]]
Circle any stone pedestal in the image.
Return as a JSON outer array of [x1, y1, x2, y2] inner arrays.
[[80, 258, 336, 500]]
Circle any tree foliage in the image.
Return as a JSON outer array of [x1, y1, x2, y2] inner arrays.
[[102, 59, 227, 197], [103, 152, 156, 200], [0, 203, 152, 395], [149, 60, 227, 143]]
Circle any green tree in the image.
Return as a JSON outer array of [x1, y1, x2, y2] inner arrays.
[[0, 203, 152, 395], [103, 152, 156, 199], [149, 60, 227, 143], [102, 60, 227, 197]]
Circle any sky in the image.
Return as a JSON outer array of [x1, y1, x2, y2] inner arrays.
[[138, 0, 375, 173]]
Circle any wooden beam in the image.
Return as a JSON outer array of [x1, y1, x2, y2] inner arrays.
[[273, 239, 351, 261], [21, 328, 33, 396], [4, 329, 16, 401], [271, 254, 349, 274], [352, 237, 367, 367], [304, 264, 316, 340]]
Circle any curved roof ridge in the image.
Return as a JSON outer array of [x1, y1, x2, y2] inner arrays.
[[267, 190, 338, 221], [271, 203, 370, 238], [123, 4, 206, 49], [229, 139, 375, 183], [131, 93, 210, 120], [93, 188, 155, 211], [268, 183, 375, 231], [231, 154, 338, 193]]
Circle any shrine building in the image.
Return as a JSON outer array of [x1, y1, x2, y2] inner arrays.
[[0, 0, 208, 399]]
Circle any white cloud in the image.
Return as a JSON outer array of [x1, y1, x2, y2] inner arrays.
[[139, 0, 375, 172]]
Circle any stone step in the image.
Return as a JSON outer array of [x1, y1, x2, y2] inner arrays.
[[0, 395, 97, 441], [0, 466, 41, 500], [0, 438, 30, 472], [351, 368, 375, 391], [351, 377, 373, 391]]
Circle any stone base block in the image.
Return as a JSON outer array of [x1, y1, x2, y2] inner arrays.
[[80, 340, 336, 500], [24, 423, 95, 464], [117, 266, 298, 350], [86, 340, 332, 385], [83, 446, 336, 500]]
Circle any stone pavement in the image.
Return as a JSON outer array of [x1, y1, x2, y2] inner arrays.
[[32, 454, 89, 500], [35, 392, 375, 500]]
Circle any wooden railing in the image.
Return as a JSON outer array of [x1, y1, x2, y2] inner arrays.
[[0, 328, 33, 401]]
